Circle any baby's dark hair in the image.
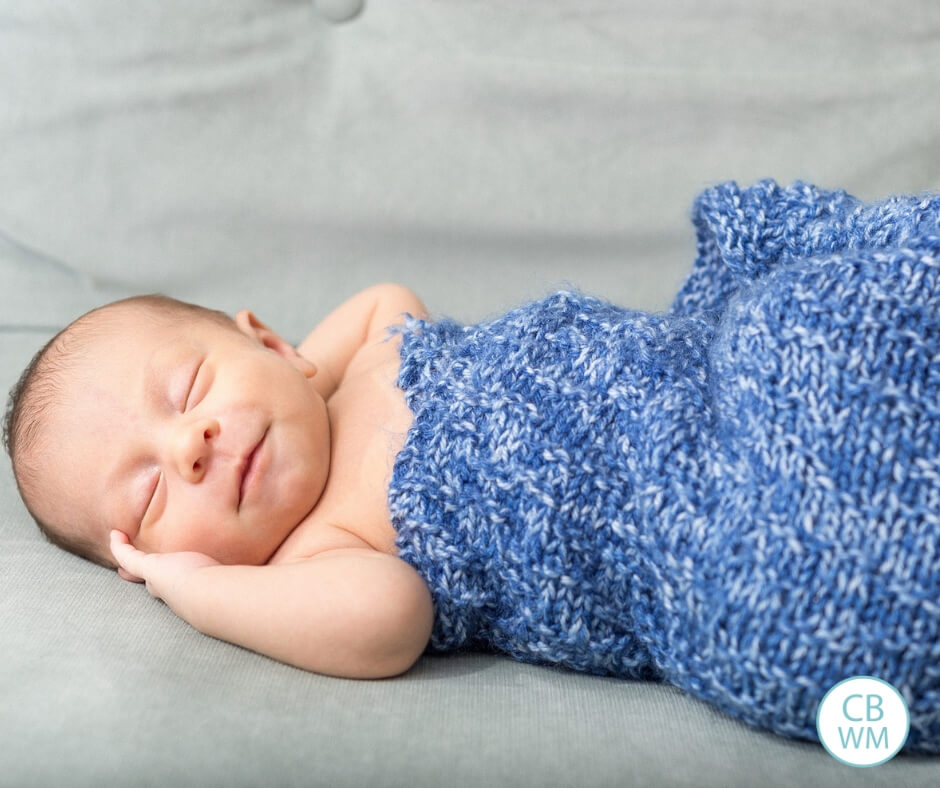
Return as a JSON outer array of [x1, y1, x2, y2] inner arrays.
[[2, 294, 235, 568]]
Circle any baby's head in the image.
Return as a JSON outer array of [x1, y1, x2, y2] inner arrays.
[[4, 295, 330, 570]]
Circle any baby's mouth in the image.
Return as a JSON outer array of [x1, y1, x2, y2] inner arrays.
[[237, 428, 268, 510]]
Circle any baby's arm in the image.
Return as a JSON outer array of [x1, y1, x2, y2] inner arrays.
[[298, 283, 428, 401], [110, 532, 434, 679]]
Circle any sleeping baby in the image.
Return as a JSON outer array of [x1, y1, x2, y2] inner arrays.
[[5, 180, 940, 754]]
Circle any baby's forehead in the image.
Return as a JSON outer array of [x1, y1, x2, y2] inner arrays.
[[49, 306, 143, 370], [46, 297, 240, 409], [41, 306, 190, 409]]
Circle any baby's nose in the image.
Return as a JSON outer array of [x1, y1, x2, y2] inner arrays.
[[174, 418, 220, 483]]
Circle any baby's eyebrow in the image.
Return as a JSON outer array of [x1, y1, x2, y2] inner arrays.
[[142, 345, 169, 412], [101, 344, 167, 532], [147, 341, 198, 411], [102, 449, 149, 535]]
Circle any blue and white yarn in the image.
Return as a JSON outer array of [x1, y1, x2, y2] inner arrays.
[[386, 180, 940, 752]]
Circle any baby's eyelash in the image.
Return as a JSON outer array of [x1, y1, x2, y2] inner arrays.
[[141, 472, 161, 526], [182, 360, 203, 411]]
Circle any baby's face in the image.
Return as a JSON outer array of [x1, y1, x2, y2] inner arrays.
[[35, 306, 330, 566]]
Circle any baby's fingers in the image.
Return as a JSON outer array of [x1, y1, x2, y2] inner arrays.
[[110, 530, 145, 583]]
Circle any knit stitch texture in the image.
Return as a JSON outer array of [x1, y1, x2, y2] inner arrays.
[[386, 180, 940, 752]]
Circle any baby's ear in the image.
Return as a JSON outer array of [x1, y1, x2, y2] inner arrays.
[[234, 310, 317, 378]]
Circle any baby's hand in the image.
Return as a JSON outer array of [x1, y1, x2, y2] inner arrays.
[[109, 530, 220, 614]]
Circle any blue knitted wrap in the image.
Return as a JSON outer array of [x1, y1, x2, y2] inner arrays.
[[386, 180, 940, 752]]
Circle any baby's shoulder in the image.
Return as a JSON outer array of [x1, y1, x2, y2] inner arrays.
[[268, 520, 379, 564]]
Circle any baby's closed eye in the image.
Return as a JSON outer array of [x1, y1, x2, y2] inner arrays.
[[181, 359, 205, 412], [141, 471, 162, 527]]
